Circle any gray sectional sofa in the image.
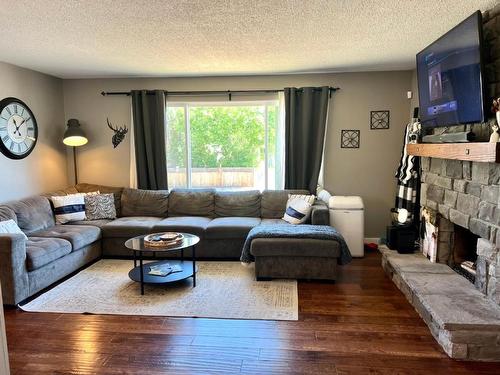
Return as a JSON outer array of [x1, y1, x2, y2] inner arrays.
[[0, 183, 330, 305]]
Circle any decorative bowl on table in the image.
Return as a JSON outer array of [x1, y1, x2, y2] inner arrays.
[[144, 232, 184, 247]]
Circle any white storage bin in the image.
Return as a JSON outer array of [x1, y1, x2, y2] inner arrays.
[[328, 196, 365, 257]]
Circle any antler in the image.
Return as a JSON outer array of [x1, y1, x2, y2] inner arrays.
[[107, 118, 117, 131]]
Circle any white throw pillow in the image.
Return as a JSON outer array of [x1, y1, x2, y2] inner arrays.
[[289, 194, 316, 205], [0, 219, 28, 240], [282, 194, 315, 224], [51, 194, 86, 224]]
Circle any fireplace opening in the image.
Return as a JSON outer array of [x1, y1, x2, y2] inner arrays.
[[449, 224, 478, 283]]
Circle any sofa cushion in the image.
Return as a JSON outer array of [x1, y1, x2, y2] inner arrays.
[[261, 189, 310, 219], [121, 188, 169, 217], [205, 217, 261, 240], [76, 183, 124, 216], [168, 189, 215, 217], [5, 196, 55, 234], [70, 219, 112, 228], [0, 206, 17, 223], [152, 216, 212, 238], [30, 225, 101, 251], [215, 190, 261, 217], [42, 186, 80, 198], [101, 217, 163, 238], [26, 237, 72, 271]]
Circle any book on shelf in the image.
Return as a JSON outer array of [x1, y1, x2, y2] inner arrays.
[[148, 263, 183, 277]]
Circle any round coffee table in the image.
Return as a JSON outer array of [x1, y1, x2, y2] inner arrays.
[[124, 232, 200, 295]]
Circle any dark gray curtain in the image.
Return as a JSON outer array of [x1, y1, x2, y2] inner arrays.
[[131, 90, 168, 190], [284, 86, 329, 193]]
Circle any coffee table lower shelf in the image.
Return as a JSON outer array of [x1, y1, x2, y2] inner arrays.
[[128, 260, 198, 285]]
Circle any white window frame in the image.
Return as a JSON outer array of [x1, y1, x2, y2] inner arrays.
[[166, 100, 279, 190]]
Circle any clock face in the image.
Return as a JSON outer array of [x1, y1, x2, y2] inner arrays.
[[0, 97, 38, 159]]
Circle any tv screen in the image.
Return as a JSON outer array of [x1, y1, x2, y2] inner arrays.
[[417, 11, 485, 128]]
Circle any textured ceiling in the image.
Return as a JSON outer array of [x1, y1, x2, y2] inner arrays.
[[0, 0, 497, 78]]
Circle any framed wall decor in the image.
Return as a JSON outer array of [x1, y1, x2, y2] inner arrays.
[[341, 129, 360, 148], [370, 110, 390, 129]]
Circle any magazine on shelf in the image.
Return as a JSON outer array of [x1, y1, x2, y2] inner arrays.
[[148, 263, 183, 277]]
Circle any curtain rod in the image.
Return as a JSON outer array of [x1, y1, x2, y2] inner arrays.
[[100, 87, 340, 99]]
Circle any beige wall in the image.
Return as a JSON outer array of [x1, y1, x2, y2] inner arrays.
[[63, 71, 413, 236], [0, 62, 68, 202]]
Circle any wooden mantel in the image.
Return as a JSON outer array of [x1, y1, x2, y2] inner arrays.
[[406, 142, 500, 163]]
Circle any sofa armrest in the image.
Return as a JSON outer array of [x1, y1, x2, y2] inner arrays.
[[311, 202, 329, 225], [0, 234, 29, 305]]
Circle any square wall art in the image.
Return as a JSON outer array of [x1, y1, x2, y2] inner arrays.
[[341, 130, 360, 148], [370, 110, 390, 129]]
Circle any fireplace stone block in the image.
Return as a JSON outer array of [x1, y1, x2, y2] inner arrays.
[[443, 190, 457, 208], [472, 163, 495, 185], [424, 172, 439, 185], [449, 209, 470, 229], [463, 161, 472, 181], [443, 159, 463, 179], [478, 201, 496, 222], [466, 182, 482, 197], [421, 156, 430, 171], [469, 218, 491, 239], [438, 204, 450, 219], [453, 179, 467, 193], [427, 185, 445, 203], [457, 193, 480, 216], [420, 183, 428, 204], [475, 256, 488, 293], [430, 158, 443, 174], [435, 176, 453, 189], [481, 185, 499, 204], [478, 238, 498, 262]]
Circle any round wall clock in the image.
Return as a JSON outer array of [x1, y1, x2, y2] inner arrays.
[[0, 97, 38, 159]]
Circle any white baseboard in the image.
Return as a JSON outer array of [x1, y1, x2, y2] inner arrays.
[[364, 237, 381, 244]]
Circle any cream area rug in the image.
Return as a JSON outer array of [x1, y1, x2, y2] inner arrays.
[[21, 260, 298, 321]]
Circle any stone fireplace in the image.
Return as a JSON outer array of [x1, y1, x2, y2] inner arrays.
[[381, 156, 500, 361], [421, 157, 500, 305]]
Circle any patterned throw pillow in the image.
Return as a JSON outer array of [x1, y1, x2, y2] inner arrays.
[[84, 193, 117, 220], [0, 219, 28, 240], [51, 194, 86, 224], [282, 194, 316, 225]]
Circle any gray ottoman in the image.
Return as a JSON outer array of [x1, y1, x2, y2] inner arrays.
[[250, 237, 341, 281]]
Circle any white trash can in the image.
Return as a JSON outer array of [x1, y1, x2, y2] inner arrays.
[[328, 196, 365, 257]]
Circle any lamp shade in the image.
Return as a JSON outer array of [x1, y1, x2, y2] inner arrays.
[[63, 119, 88, 147]]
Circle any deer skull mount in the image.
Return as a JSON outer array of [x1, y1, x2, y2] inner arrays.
[[107, 118, 128, 148]]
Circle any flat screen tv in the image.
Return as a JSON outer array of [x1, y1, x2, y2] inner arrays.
[[417, 11, 486, 128]]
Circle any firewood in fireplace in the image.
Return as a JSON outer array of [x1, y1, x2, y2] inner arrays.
[[460, 261, 477, 276]]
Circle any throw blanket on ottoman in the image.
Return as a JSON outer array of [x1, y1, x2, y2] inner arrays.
[[241, 224, 352, 265]]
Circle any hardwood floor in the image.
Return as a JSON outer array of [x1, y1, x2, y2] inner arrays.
[[4, 251, 500, 374]]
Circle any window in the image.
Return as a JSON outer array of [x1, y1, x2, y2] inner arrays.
[[166, 101, 283, 190]]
